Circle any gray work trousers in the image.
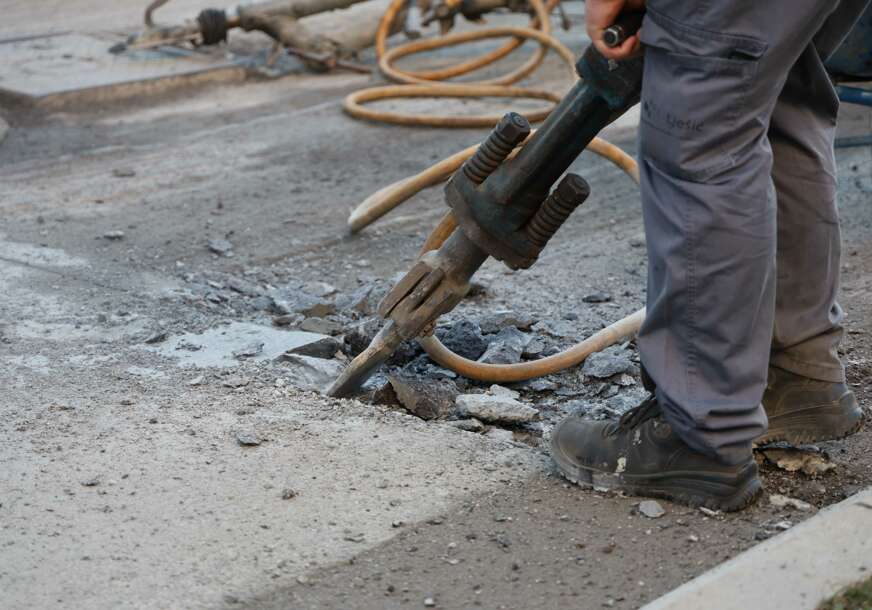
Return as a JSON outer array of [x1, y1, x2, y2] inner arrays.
[[636, 0, 870, 464]]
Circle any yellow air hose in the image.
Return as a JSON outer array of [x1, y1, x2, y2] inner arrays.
[[343, 0, 647, 382], [343, 0, 576, 127]]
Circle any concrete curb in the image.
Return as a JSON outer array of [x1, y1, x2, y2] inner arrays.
[[642, 488, 872, 610]]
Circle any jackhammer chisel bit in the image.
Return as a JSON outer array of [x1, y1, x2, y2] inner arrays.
[[327, 15, 645, 398]]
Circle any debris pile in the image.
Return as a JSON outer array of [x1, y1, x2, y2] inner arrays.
[[153, 269, 648, 442]]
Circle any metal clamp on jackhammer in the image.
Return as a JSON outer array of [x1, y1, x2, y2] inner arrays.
[[327, 14, 645, 397]]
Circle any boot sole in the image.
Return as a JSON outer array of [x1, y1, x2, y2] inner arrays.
[[550, 436, 762, 512], [758, 393, 865, 446]]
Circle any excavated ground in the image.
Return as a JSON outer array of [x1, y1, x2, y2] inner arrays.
[[1, 3, 871, 609]]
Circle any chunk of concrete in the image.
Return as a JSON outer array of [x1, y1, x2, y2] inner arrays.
[[582, 346, 637, 379], [388, 375, 459, 421], [478, 327, 530, 365], [455, 393, 539, 424]]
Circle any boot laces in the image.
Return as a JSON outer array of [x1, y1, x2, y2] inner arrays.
[[604, 394, 661, 437]]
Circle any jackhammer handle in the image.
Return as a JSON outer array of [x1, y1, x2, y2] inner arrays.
[[602, 12, 645, 48]]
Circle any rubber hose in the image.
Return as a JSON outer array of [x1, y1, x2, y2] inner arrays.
[[344, 0, 577, 126], [347, 134, 639, 232], [419, 308, 645, 382]]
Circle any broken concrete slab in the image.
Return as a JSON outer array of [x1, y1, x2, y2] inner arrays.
[[0, 32, 247, 110], [299, 317, 345, 336], [150, 322, 330, 368], [388, 374, 459, 420], [279, 354, 345, 392], [455, 392, 539, 425], [269, 289, 336, 318], [283, 335, 342, 359]]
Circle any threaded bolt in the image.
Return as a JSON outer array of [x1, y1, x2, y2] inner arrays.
[[526, 174, 590, 249], [462, 112, 531, 184]]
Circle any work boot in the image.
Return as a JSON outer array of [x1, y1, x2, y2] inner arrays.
[[757, 366, 864, 445], [550, 396, 762, 512]]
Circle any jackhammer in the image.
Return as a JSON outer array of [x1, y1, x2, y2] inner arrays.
[[327, 14, 645, 397]]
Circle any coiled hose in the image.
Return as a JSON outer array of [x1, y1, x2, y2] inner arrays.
[[343, 0, 646, 381], [343, 0, 576, 126]]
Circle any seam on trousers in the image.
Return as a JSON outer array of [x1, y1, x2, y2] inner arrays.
[[684, 182, 698, 400]]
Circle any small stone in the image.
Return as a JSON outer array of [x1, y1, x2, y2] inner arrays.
[[187, 375, 205, 386], [478, 327, 530, 365], [112, 167, 136, 178], [278, 355, 344, 393], [144, 330, 168, 344], [226, 277, 261, 296], [638, 500, 666, 519], [769, 494, 814, 511], [284, 335, 341, 359], [272, 314, 304, 327], [102, 230, 125, 240], [232, 342, 264, 359], [343, 318, 382, 356], [424, 597, 436, 607], [532, 319, 576, 338], [299, 317, 344, 336], [582, 291, 612, 303], [302, 281, 337, 298], [582, 346, 636, 379], [525, 378, 557, 392], [269, 289, 335, 318], [436, 320, 488, 360], [236, 430, 262, 446], [207, 238, 234, 256], [479, 310, 535, 334], [447, 419, 485, 433], [281, 488, 297, 500], [687, 534, 700, 543], [222, 376, 250, 388], [356, 374, 398, 406], [699, 507, 721, 517], [80, 477, 100, 487], [522, 337, 547, 359], [389, 375, 459, 420], [489, 384, 520, 399], [456, 392, 539, 424], [485, 428, 515, 441]]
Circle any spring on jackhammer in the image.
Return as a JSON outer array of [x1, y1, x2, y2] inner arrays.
[[526, 174, 590, 248], [462, 113, 531, 184]]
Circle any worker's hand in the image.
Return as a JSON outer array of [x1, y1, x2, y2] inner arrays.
[[585, 0, 646, 60]]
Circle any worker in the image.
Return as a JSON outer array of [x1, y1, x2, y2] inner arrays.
[[551, 0, 869, 511]]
